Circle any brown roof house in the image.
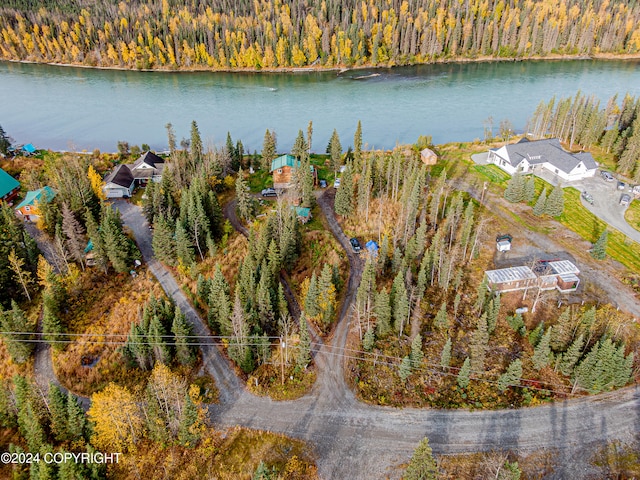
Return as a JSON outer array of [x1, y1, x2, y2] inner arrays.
[[102, 151, 165, 198]]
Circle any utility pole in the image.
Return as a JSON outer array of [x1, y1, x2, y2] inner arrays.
[[280, 337, 285, 386]]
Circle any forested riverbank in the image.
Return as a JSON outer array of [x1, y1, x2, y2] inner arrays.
[[2, 0, 640, 71]]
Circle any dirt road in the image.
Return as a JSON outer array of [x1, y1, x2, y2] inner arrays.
[[29, 199, 640, 479]]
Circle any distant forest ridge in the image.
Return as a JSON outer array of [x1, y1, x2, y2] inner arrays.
[[1, 0, 640, 70]]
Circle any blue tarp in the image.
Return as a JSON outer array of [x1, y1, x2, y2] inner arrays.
[[365, 240, 379, 257]]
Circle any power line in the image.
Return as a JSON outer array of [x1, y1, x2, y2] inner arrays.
[[0, 331, 576, 397]]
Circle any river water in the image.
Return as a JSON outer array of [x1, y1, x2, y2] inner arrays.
[[1, 59, 640, 153]]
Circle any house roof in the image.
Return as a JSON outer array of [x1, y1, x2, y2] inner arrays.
[[485, 266, 537, 284], [104, 164, 134, 188], [15, 186, 56, 210], [0, 168, 20, 198], [22, 144, 36, 154], [292, 206, 311, 218], [492, 138, 597, 174], [271, 155, 298, 172], [131, 151, 164, 170], [547, 260, 580, 275]]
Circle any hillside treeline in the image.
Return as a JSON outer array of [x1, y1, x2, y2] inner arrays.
[[1, 0, 640, 70], [528, 92, 640, 181]]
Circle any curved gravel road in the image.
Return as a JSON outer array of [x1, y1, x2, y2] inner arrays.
[[29, 197, 640, 479]]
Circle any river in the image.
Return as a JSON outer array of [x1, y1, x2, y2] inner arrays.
[[1, 59, 640, 153]]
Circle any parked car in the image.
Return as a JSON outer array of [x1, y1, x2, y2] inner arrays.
[[261, 187, 277, 197], [581, 191, 594, 205], [334, 178, 341, 188], [620, 193, 631, 206], [349, 237, 361, 253], [617, 181, 626, 190], [601, 170, 614, 182], [319, 179, 328, 188]]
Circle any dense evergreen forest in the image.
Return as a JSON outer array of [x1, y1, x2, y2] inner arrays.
[[528, 92, 640, 181], [1, 0, 640, 70]]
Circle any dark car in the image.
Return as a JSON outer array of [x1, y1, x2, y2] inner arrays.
[[620, 193, 631, 206], [319, 179, 328, 188], [349, 237, 361, 253], [261, 187, 277, 197]]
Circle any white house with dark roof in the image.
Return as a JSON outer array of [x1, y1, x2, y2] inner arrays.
[[103, 164, 135, 198], [487, 138, 597, 182], [102, 151, 165, 198]]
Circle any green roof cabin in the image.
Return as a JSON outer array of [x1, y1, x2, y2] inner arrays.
[[15, 186, 56, 221], [0, 167, 20, 204]]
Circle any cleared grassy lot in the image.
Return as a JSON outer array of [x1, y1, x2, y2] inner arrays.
[[559, 188, 640, 271]]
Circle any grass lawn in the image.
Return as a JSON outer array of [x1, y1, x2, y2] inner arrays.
[[624, 199, 640, 232], [470, 164, 511, 186], [559, 188, 640, 271]]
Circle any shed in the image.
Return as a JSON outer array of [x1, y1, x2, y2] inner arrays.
[[0, 167, 20, 204], [292, 206, 312, 224], [420, 147, 438, 165], [22, 144, 36, 156], [496, 234, 512, 252]]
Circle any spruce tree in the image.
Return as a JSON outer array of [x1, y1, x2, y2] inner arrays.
[[178, 393, 201, 447], [363, 327, 375, 352], [328, 129, 342, 174], [292, 129, 308, 160], [524, 177, 536, 203], [1, 301, 35, 363], [297, 313, 311, 369], [354, 120, 363, 165], [304, 273, 320, 317], [433, 302, 448, 331], [101, 206, 135, 273], [208, 264, 232, 334], [374, 289, 392, 338], [404, 437, 438, 480], [175, 221, 195, 266], [399, 355, 412, 381], [497, 359, 523, 392], [190, 120, 203, 165], [48, 384, 69, 442], [149, 314, 172, 365], [550, 308, 573, 351], [591, 230, 608, 260], [334, 162, 354, 217], [66, 391, 87, 440], [545, 184, 565, 217], [457, 357, 471, 389], [532, 187, 547, 216], [504, 172, 525, 203], [261, 129, 276, 171], [172, 306, 195, 366], [236, 168, 254, 223], [391, 271, 409, 335], [440, 338, 452, 369], [152, 214, 177, 265]]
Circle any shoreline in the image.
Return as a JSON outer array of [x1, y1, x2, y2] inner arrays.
[[3, 52, 640, 75]]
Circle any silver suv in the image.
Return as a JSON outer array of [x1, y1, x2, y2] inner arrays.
[[601, 171, 614, 182]]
